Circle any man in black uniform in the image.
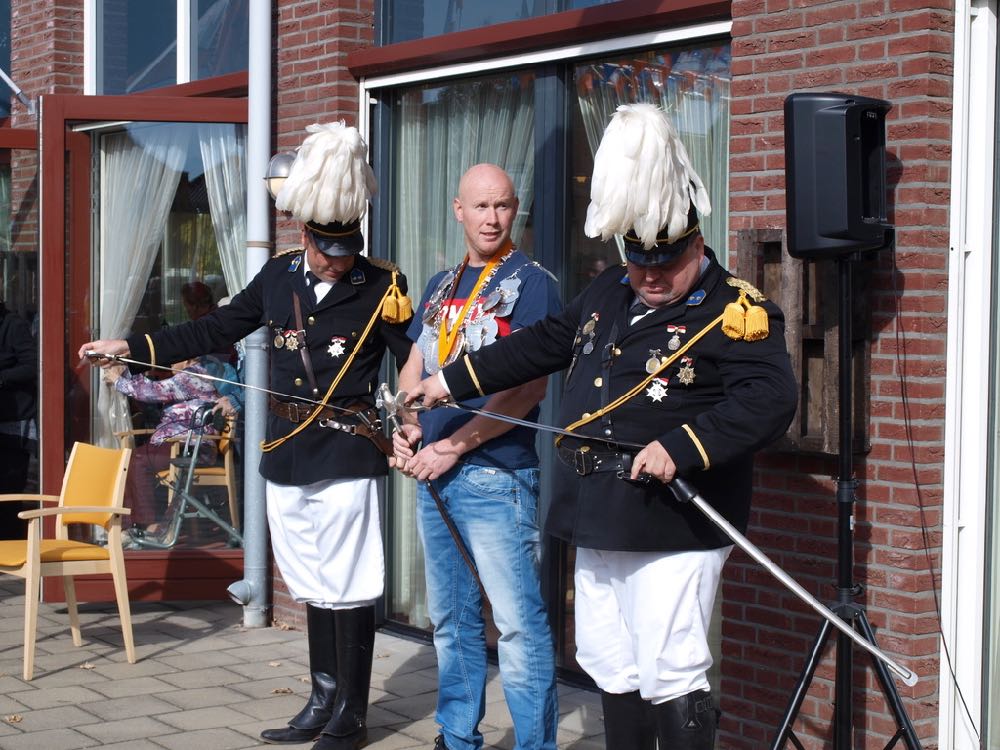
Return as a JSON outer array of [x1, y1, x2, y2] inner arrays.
[[79, 122, 412, 750], [407, 104, 798, 749]]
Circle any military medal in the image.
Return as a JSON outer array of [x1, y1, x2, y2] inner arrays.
[[666, 325, 686, 351], [580, 312, 600, 355], [285, 332, 301, 351], [678, 356, 696, 385], [273, 332, 285, 349], [646, 377, 669, 403], [646, 349, 662, 374], [328, 336, 347, 358]]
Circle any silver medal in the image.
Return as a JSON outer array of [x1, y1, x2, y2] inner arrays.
[[668, 333, 681, 351], [481, 289, 502, 311]]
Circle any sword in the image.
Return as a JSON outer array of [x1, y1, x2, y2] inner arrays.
[[375, 384, 486, 597], [669, 477, 917, 686], [84, 350, 362, 419], [376, 384, 646, 451], [377, 385, 919, 686]]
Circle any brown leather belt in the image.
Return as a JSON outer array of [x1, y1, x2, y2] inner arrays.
[[269, 397, 332, 423], [268, 397, 393, 456]]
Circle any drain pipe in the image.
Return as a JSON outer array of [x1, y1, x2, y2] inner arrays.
[[229, 0, 272, 628]]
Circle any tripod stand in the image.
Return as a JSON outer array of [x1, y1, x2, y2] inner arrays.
[[770, 256, 921, 750]]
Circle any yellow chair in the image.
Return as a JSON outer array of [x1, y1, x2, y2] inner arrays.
[[0, 442, 135, 680]]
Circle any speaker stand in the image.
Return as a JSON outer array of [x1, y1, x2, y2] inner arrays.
[[769, 255, 922, 750]]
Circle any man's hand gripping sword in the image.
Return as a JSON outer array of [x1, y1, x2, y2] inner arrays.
[[376, 383, 485, 595]]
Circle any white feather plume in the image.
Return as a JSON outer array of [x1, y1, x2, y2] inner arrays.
[[584, 103, 711, 250], [275, 121, 378, 225]]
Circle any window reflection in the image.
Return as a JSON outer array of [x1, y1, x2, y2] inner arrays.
[[194, 0, 250, 80], [100, 0, 177, 94], [0, 0, 10, 118], [93, 122, 247, 550], [385, 0, 618, 44]]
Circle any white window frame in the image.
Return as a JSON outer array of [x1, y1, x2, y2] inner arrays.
[[84, 0, 196, 95], [356, 20, 733, 131], [942, 0, 997, 748]]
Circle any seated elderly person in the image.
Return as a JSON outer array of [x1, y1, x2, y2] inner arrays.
[[106, 355, 238, 535]]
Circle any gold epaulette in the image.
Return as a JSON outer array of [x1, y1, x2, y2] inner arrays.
[[367, 256, 399, 273], [275, 246, 304, 258], [722, 277, 770, 342]]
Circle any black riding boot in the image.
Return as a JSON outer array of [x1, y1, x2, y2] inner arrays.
[[312, 605, 376, 750], [261, 605, 338, 744], [600, 690, 656, 750], [651, 689, 718, 750]]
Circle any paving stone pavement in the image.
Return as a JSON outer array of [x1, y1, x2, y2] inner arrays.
[[0, 580, 604, 749]]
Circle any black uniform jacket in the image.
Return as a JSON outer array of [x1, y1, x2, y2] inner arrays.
[[126, 252, 413, 485], [443, 249, 798, 552]]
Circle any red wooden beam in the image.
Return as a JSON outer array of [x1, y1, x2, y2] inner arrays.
[[347, 0, 730, 79]]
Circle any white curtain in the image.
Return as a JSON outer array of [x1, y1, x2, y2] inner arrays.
[[390, 72, 535, 628], [198, 123, 247, 293], [575, 46, 731, 261], [96, 127, 187, 447]]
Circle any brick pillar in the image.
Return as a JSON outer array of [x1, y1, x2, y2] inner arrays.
[[3, 2, 82, 317], [725, 1, 951, 747]]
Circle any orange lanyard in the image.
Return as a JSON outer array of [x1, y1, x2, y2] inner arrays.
[[437, 255, 502, 368]]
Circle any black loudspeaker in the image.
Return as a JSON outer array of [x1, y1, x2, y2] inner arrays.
[[784, 92, 893, 259]]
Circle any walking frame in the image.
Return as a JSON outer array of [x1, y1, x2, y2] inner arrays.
[[127, 404, 243, 550]]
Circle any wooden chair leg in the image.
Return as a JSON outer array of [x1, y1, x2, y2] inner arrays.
[[23, 564, 40, 680], [109, 550, 136, 664], [63, 575, 82, 647]]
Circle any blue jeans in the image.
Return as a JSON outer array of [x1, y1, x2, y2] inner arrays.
[[418, 464, 558, 750]]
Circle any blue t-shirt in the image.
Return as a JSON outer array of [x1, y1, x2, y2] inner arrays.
[[407, 250, 562, 469]]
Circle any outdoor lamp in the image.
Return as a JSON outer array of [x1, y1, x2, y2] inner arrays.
[[264, 150, 297, 199]]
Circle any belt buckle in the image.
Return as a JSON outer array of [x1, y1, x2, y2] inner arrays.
[[574, 446, 593, 476], [288, 405, 300, 423]]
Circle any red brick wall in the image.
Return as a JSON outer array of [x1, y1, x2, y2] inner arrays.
[[727, 0, 951, 747], [4, 2, 82, 318], [10, 0, 84, 119], [271, 0, 376, 627]]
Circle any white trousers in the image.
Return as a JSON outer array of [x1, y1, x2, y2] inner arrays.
[[574, 545, 731, 703], [266, 477, 385, 610]]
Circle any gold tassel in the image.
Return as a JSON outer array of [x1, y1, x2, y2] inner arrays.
[[382, 294, 399, 321], [743, 304, 770, 341], [722, 297, 747, 340], [397, 294, 413, 321], [380, 272, 414, 324]]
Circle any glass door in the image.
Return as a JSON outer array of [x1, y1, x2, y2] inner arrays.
[[38, 93, 246, 600], [88, 121, 247, 552]]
